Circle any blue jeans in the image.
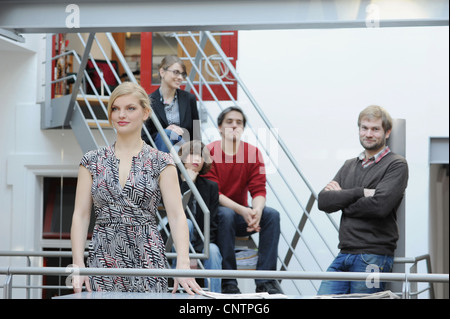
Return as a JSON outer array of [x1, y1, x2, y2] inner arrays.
[[154, 129, 185, 153], [186, 219, 222, 293], [317, 253, 394, 295], [216, 205, 280, 286]]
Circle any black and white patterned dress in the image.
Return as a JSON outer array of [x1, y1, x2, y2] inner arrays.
[[80, 142, 174, 292]]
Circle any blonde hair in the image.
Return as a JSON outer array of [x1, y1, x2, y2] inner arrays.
[[107, 82, 151, 125]]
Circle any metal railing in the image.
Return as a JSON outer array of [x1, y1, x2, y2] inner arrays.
[[168, 31, 340, 294], [1, 254, 448, 299], [393, 255, 437, 299], [1, 251, 445, 299]]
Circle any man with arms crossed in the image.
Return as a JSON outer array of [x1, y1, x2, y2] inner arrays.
[[317, 105, 408, 295]]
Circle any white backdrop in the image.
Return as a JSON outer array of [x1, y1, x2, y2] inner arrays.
[[236, 26, 449, 261]]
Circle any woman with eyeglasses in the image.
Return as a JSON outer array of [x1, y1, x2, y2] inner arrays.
[[142, 55, 200, 153]]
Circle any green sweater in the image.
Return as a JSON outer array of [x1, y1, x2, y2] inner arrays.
[[318, 152, 408, 256]]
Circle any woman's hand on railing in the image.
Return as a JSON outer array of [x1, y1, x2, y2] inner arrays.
[[173, 275, 203, 295], [172, 262, 203, 295], [72, 273, 92, 293]]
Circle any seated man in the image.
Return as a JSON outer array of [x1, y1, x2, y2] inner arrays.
[[203, 106, 281, 294]]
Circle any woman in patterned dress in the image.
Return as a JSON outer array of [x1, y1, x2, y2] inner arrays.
[[70, 82, 201, 295]]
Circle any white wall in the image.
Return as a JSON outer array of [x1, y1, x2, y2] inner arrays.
[[237, 26, 449, 263], [0, 34, 84, 297]]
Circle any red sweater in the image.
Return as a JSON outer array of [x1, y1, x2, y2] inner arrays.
[[203, 140, 266, 207]]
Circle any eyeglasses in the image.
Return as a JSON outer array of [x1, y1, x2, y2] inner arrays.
[[165, 68, 187, 79]]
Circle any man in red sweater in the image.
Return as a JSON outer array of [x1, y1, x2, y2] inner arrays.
[[203, 106, 281, 294]]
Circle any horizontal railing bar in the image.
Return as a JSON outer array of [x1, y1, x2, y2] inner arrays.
[[0, 285, 70, 290], [0, 251, 81, 258], [179, 56, 234, 61], [50, 74, 76, 84], [1, 251, 428, 264], [1, 267, 448, 283], [49, 49, 78, 61], [172, 32, 235, 38], [408, 287, 431, 296], [395, 256, 429, 263], [189, 81, 235, 85]]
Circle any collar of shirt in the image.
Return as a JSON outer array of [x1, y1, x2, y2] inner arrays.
[[358, 146, 391, 168]]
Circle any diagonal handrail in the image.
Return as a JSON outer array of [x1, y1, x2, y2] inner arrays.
[[204, 31, 339, 230], [168, 31, 334, 294], [172, 31, 340, 275], [64, 33, 95, 127]]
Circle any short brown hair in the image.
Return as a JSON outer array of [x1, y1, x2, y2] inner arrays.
[[159, 55, 187, 79], [178, 140, 212, 175], [217, 106, 247, 128], [358, 105, 393, 132]]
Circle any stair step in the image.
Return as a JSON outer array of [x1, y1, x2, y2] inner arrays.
[[86, 119, 112, 128], [76, 94, 110, 105], [54, 94, 110, 104]]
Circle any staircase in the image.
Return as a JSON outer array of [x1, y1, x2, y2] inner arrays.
[[42, 31, 340, 295]]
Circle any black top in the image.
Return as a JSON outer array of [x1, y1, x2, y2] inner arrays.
[[318, 152, 409, 256], [142, 88, 200, 144], [180, 175, 219, 253]]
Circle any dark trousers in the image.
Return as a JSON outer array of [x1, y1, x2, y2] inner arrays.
[[216, 205, 280, 286]]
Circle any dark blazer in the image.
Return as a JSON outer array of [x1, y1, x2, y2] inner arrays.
[[180, 176, 219, 253], [142, 88, 200, 144]]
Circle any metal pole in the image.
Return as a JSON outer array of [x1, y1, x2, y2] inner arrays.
[[2, 266, 448, 283], [26, 256, 30, 299], [387, 118, 406, 294], [65, 33, 95, 126], [4, 273, 13, 299]]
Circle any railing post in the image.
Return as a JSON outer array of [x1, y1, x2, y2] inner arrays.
[[387, 119, 407, 294], [40, 34, 54, 129], [4, 272, 13, 299], [402, 272, 410, 299], [26, 256, 31, 299], [409, 259, 418, 299], [425, 254, 436, 299], [185, 32, 208, 95], [65, 33, 95, 126]]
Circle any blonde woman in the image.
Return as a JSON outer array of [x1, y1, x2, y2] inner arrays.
[[70, 82, 201, 295]]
